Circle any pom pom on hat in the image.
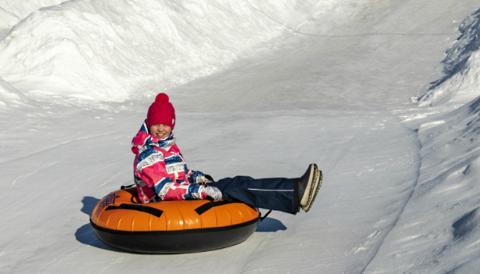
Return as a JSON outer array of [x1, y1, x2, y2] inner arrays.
[[146, 92, 176, 129], [154, 93, 169, 103]]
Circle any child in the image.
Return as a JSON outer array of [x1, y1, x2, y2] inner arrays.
[[132, 93, 322, 214]]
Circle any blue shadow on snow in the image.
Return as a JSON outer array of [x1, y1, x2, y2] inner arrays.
[[75, 196, 116, 251], [256, 217, 287, 232]]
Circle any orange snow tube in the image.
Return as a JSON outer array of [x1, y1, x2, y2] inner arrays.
[[90, 187, 260, 253]]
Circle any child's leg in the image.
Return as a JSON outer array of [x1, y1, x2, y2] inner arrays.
[[211, 176, 299, 214]]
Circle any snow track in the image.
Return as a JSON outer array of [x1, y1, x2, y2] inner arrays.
[[360, 126, 422, 273]]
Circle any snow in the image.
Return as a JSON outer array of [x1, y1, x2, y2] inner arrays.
[[418, 8, 480, 108], [0, 0, 364, 106], [2, 0, 480, 273]]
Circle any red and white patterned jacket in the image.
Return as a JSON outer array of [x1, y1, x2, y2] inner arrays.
[[131, 123, 214, 203]]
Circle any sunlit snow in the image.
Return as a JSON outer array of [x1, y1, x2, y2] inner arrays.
[[1, 1, 480, 273]]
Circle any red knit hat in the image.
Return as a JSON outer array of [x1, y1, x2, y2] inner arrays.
[[146, 93, 176, 129]]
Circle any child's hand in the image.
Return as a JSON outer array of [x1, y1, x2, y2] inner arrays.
[[190, 171, 214, 184], [204, 186, 223, 201], [197, 175, 212, 185]]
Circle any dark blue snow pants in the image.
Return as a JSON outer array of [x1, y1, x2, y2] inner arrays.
[[211, 176, 299, 214]]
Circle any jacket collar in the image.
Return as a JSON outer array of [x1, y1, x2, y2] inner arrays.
[[139, 122, 176, 151]]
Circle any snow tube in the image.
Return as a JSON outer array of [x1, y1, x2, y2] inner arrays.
[[90, 187, 260, 253]]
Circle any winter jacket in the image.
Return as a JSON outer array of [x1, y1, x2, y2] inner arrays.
[[131, 122, 219, 203]]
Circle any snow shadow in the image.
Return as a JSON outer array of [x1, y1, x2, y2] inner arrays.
[[80, 196, 99, 215], [76, 196, 115, 251], [452, 207, 480, 240], [256, 217, 287, 232]]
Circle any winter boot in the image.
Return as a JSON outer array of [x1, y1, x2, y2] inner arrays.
[[297, 163, 322, 212]]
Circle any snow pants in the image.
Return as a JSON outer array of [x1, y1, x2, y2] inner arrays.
[[211, 176, 299, 214]]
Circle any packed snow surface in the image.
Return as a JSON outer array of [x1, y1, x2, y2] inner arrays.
[[2, 0, 480, 273]]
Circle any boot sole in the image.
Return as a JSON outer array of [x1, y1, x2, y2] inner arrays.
[[300, 164, 316, 206], [302, 164, 322, 212]]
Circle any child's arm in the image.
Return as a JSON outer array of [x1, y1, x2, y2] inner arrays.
[[160, 182, 222, 201], [135, 151, 221, 201]]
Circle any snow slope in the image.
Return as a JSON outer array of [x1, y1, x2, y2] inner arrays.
[[418, 8, 480, 108], [0, 0, 365, 105], [1, 0, 480, 273], [366, 98, 480, 273], [365, 9, 480, 273]]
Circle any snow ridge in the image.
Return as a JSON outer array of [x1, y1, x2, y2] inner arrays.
[[419, 8, 480, 107], [0, 0, 328, 106], [360, 127, 423, 273], [365, 8, 480, 272]]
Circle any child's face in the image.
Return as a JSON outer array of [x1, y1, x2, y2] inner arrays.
[[149, 124, 172, 139]]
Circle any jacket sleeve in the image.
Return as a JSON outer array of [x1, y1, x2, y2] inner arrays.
[[160, 181, 222, 201], [134, 147, 173, 194], [135, 148, 220, 201]]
